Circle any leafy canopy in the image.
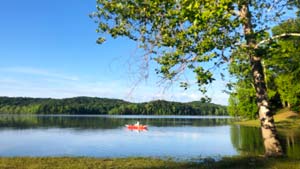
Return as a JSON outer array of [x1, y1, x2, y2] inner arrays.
[[91, 0, 294, 94], [91, 0, 239, 89]]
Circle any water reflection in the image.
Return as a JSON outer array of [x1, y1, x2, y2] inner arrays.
[[0, 115, 232, 129], [230, 125, 264, 155], [231, 125, 300, 159], [0, 115, 235, 158], [0, 115, 299, 159], [278, 129, 300, 159]]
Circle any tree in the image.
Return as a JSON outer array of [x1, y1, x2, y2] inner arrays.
[[266, 18, 300, 110], [92, 0, 300, 156], [227, 47, 259, 119], [228, 18, 300, 118]]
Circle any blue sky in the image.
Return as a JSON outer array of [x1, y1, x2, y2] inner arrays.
[[0, 0, 229, 105]]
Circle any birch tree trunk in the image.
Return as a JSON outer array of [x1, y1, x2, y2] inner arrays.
[[239, 3, 283, 157], [250, 55, 283, 156]]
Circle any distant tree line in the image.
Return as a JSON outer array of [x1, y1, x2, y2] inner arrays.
[[108, 100, 227, 115], [0, 97, 227, 116]]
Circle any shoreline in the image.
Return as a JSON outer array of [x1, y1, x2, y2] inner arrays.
[[0, 156, 299, 169]]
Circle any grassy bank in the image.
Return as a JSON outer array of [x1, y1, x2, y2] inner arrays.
[[0, 156, 300, 169], [235, 108, 300, 130]]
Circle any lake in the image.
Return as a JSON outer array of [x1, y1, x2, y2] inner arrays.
[[0, 115, 299, 160]]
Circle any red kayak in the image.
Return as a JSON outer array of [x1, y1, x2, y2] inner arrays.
[[126, 124, 148, 130]]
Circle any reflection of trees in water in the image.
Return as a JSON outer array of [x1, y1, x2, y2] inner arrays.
[[231, 125, 300, 159], [0, 115, 232, 129], [230, 125, 264, 155], [0, 116, 122, 129], [278, 129, 300, 159], [2, 116, 300, 158], [137, 118, 232, 127]]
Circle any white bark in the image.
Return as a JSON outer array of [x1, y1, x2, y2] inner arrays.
[[256, 33, 300, 48], [239, 2, 283, 157]]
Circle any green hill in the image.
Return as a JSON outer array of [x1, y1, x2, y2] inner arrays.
[[0, 96, 227, 115]]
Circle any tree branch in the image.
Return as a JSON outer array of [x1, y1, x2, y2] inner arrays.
[[255, 33, 300, 48]]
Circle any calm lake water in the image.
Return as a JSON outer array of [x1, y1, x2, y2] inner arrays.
[[0, 115, 299, 159]]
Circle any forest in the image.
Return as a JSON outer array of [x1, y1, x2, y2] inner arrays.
[[227, 18, 300, 119], [0, 96, 227, 115]]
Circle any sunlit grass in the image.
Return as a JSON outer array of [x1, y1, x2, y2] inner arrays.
[[235, 108, 300, 129], [235, 119, 260, 127]]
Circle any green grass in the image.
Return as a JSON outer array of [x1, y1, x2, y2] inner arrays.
[[0, 156, 300, 169], [235, 108, 300, 129], [235, 119, 260, 127]]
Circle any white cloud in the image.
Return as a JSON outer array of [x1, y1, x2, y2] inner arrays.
[[0, 67, 228, 105], [0, 67, 79, 81]]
